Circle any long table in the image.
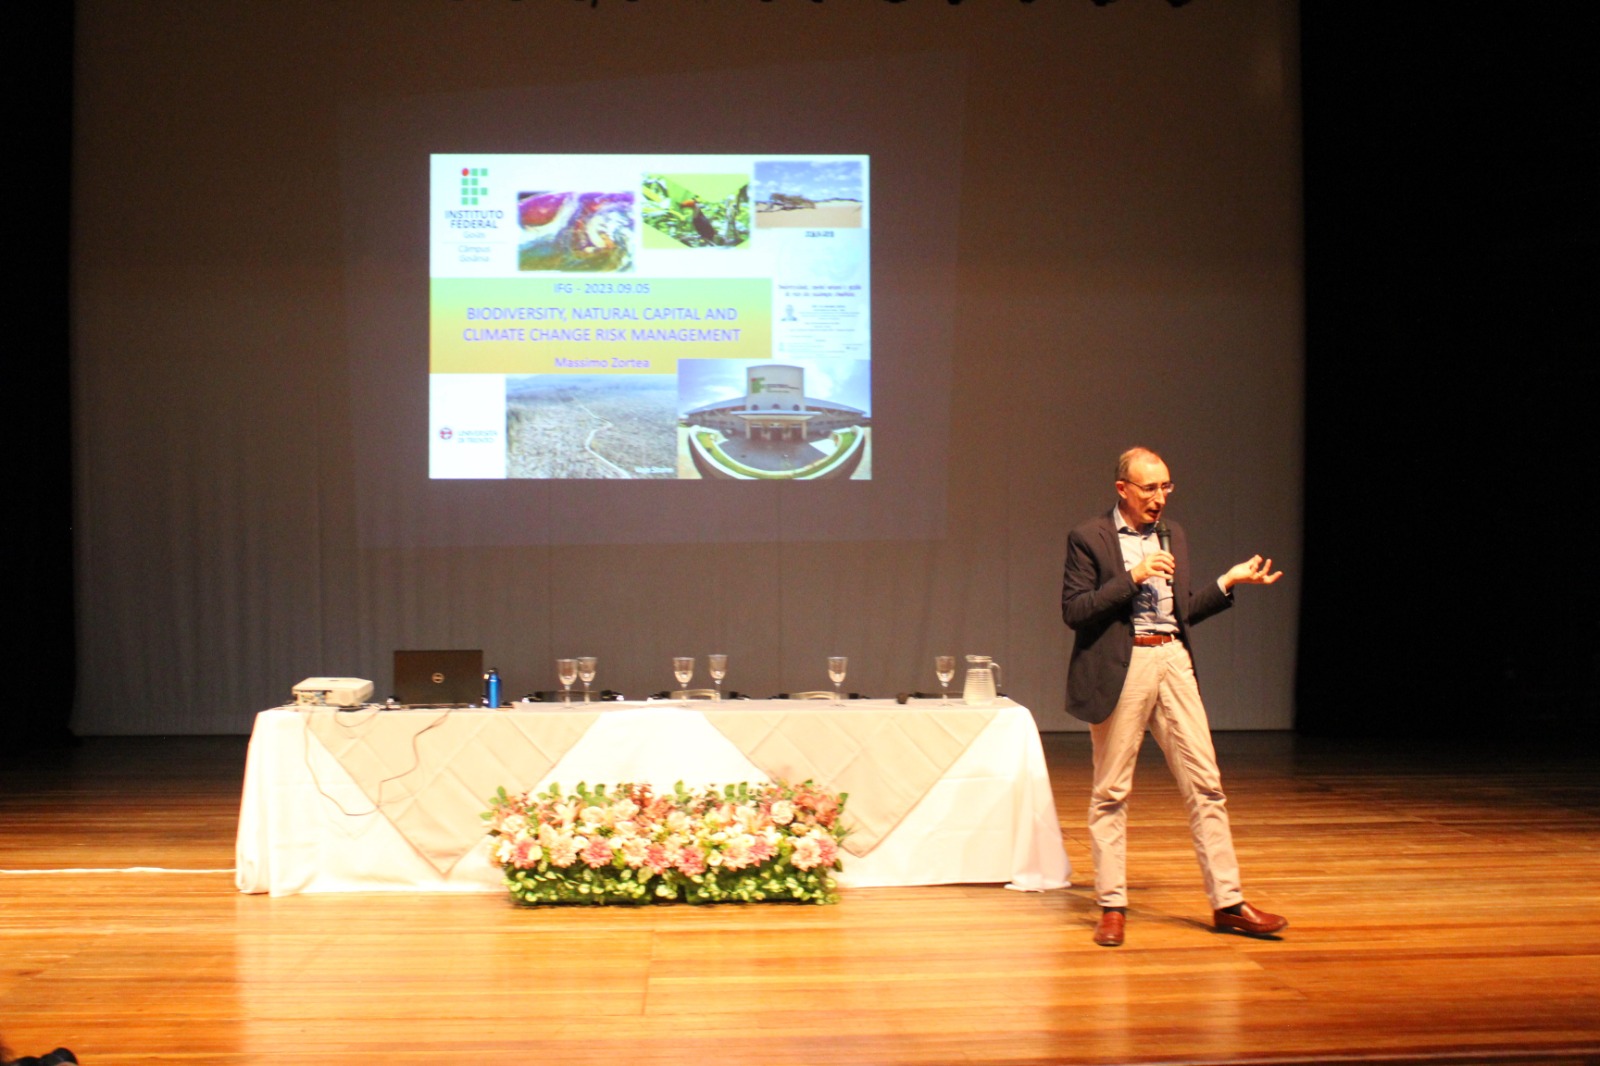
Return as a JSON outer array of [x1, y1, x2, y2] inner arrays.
[[235, 699, 1071, 897]]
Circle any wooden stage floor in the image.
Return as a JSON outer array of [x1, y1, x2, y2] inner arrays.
[[2, 731, 1597, 1066]]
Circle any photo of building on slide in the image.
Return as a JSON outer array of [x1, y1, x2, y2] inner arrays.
[[676, 360, 871, 480], [504, 375, 677, 478], [753, 160, 864, 230], [517, 190, 636, 272]]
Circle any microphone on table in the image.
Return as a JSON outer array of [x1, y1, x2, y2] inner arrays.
[[1154, 521, 1173, 585]]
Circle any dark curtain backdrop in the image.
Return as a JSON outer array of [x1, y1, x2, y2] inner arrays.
[[8, 2, 1594, 753], [1296, 5, 1599, 738], [55, 0, 1305, 738], [11, 4, 77, 755]]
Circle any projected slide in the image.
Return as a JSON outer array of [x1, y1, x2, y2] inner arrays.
[[429, 154, 871, 480]]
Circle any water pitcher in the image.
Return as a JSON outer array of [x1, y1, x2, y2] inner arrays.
[[962, 655, 1002, 705]]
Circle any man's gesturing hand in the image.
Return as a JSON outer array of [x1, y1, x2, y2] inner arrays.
[[1221, 555, 1282, 591]]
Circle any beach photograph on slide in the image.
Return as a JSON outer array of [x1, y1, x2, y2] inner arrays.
[[753, 160, 864, 229]]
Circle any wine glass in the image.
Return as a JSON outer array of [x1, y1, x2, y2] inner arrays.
[[935, 655, 956, 705], [672, 656, 694, 696], [827, 656, 848, 705], [556, 658, 577, 703], [708, 654, 728, 700], [577, 656, 597, 702]]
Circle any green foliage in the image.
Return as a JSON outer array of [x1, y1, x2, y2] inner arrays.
[[641, 174, 750, 248]]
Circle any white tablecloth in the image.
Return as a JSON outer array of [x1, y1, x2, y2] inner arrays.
[[235, 699, 1070, 896]]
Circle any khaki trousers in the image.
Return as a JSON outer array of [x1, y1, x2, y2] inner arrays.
[[1088, 640, 1243, 910]]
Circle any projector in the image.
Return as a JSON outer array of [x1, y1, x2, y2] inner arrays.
[[292, 677, 375, 708]]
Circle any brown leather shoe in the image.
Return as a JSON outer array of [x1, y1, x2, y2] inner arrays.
[[1213, 901, 1288, 937], [1092, 909, 1125, 947]]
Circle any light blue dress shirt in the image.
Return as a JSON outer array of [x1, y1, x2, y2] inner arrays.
[[1113, 507, 1179, 635]]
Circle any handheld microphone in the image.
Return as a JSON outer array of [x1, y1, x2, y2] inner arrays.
[[1154, 522, 1173, 584]]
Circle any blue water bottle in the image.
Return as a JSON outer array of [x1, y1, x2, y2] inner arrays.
[[484, 668, 502, 708]]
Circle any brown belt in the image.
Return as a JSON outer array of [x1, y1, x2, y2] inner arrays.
[[1132, 633, 1179, 647]]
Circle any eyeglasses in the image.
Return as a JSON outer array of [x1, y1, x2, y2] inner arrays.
[[1121, 480, 1175, 497]]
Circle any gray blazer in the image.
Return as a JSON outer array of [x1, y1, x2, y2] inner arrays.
[[1060, 512, 1232, 724]]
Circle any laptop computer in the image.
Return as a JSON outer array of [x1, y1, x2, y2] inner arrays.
[[392, 649, 484, 707]]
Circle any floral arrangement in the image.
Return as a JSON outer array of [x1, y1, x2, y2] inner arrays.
[[483, 780, 848, 906]]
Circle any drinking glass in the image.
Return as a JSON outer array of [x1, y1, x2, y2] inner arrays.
[[556, 658, 578, 703], [708, 654, 728, 700], [672, 656, 695, 693], [935, 655, 956, 705], [577, 656, 597, 702], [827, 656, 848, 705]]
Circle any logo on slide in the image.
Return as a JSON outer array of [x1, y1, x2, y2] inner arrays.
[[438, 426, 454, 440], [459, 168, 489, 206]]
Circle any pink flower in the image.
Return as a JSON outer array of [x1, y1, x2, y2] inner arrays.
[[721, 835, 754, 871], [581, 836, 614, 868], [616, 835, 649, 867], [512, 838, 543, 867], [816, 836, 839, 867], [791, 835, 824, 870], [547, 833, 580, 868], [676, 844, 707, 876], [749, 836, 777, 864], [643, 842, 673, 876]]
